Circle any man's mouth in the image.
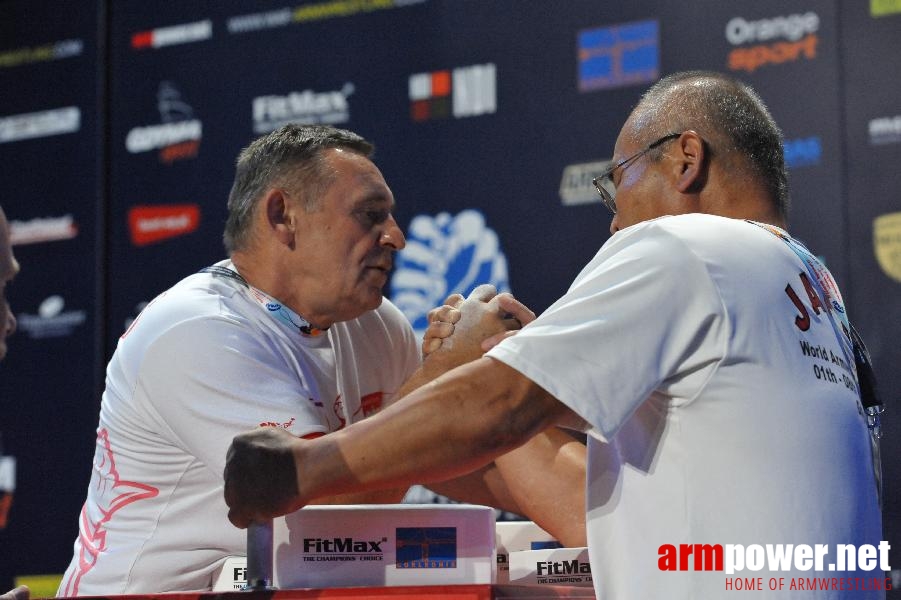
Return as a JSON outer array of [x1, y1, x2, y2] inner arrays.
[[365, 260, 392, 272]]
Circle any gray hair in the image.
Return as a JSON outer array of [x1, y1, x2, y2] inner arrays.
[[223, 124, 374, 253], [628, 71, 790, 221]]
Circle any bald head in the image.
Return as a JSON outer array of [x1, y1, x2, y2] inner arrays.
[[625, 71, 789, 222]]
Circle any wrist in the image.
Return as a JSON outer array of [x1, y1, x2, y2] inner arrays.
[[421, 346, 466, 380], [292, 439, 311, 507]]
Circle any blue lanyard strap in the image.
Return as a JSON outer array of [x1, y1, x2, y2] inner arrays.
[[199, 265, 326, 337]]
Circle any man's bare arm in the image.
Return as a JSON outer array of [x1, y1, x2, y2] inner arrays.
[[415, 291, 588, 546], [290, 285, 520, 507], [225, 285, 588, 546], [224, 357, 575, 528], [423, 426, 587, 547]]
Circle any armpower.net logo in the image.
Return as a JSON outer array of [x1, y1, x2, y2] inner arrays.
[[658, 542, 892, 593]]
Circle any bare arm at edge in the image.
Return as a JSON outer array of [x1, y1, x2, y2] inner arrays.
[[224, 356, 576, 528]]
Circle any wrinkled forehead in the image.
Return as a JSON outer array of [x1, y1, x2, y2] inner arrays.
[[325, 148, 395, 204]]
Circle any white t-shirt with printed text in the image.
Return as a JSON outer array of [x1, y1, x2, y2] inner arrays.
[[488, 214, 883, 599]]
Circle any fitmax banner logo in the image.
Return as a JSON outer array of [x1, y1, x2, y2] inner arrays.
[[253, 83, 354, 133]]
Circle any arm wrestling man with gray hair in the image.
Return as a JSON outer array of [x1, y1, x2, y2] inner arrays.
[[58, 125, 586, 595]]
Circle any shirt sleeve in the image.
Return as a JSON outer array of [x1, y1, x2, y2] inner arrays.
[[487, 221, 728, 439], [133, 313, 327, 479]]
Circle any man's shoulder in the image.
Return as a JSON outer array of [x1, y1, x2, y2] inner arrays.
[[636, 213, 756, 237], [588, 214, 783, 291], [119, 270, 256, 348], [614, 214, 773, 258]]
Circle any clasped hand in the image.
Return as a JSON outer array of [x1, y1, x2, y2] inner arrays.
[[422, 284, 536, 365]]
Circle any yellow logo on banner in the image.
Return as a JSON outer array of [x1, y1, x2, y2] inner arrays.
[[14, 574, 63, 598], [874, 212, 901, 282], [871, 0, 901, 16]]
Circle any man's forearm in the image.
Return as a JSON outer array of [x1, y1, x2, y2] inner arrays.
[[493, 427, 587, 547], [429, 426, 588, 547], [293, 358, 562, 508], [423, 463, 526, 515], [225, 358, 575, 528]]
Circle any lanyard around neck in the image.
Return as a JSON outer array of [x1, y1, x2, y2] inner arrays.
[[199, 265, 326, 337]]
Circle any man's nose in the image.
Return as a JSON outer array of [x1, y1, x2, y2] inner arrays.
[[380, 215, 406, 250]]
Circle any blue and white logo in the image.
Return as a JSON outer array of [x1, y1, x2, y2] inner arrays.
[[390, 209, 510, 335]]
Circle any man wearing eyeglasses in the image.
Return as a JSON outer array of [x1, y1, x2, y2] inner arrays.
[[224, 72, 884, 598]]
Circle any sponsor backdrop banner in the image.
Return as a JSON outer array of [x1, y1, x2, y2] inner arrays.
[[0, 0, 105, 588], [0, 0, 899, 589], [841, 1, 901, 575]]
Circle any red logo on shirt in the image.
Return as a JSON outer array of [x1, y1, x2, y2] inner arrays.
[[361, 391, 384, 417], [259, 417, 296, 429], [59, 429, 159, 596]]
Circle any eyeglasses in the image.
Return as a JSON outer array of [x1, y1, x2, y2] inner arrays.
[[592, 132, 682, 214]]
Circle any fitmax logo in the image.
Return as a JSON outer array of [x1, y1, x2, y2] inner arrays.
[[303, 537, 384, 553], [538, 559, 592, 576]]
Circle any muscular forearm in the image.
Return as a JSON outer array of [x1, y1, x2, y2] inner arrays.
[[430, 427, 587, 546], [424, 464, 526, 515], [493, 427, 587, 547], [294, 358, 562, 508], [224, 354, 579, 528]]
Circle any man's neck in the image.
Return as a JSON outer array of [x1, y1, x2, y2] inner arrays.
[[229, 252, 333, 329]]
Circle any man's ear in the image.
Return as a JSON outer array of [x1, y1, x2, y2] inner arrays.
[[674, 130, 708, 194], [263, 188, 296, 248]]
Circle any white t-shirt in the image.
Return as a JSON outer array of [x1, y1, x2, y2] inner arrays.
[[58, 261, 420, 595], [488, 214, 882, 599]]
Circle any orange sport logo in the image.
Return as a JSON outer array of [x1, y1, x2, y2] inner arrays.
[[725, 12, 820, 73]]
